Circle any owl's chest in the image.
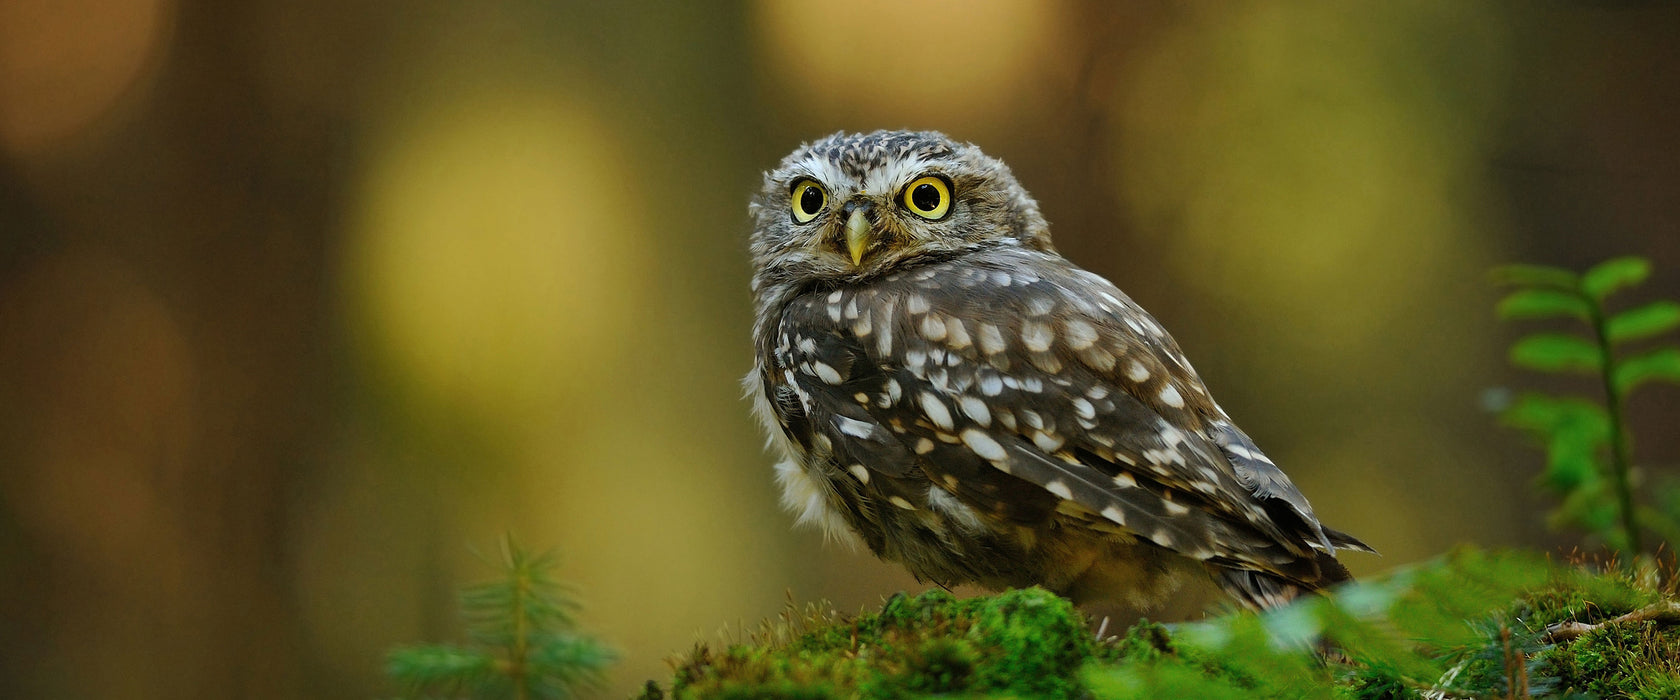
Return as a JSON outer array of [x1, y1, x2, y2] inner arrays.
[[750, 358, 1017, 584]]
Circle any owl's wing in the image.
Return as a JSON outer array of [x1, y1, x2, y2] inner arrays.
[[772, 251, 1362, 576]]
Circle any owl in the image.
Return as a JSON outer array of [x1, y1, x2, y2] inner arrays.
[[747, 130, 1372, 611]]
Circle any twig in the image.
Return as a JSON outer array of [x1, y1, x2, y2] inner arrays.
[[1543, 600, 1680, 642]]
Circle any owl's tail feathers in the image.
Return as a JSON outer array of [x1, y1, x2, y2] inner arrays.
[[1323, 525, 1379, 554], [1213, 525, 1375, 611], [1210, 548, 1363, 612], [1212, 566, 1313, 611]]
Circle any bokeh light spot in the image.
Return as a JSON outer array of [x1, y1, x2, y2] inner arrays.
[[349, 92, 645, 423], [0, 0, 172, 154], [752, 0, 1060, 124], [1114, 2, 1509, 349]]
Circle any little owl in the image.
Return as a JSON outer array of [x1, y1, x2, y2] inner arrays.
[[747, 130, 1372, 611]]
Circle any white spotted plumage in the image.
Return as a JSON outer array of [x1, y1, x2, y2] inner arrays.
[[748, 130, 1371, 611]]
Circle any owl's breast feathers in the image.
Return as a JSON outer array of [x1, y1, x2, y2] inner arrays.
[[755, 247, 1372, 600]]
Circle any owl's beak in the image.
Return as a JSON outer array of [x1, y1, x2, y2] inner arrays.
[[844, 208, 871, 267]]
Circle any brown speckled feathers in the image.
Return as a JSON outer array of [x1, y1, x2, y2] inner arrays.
[[748, 130, 1371, 610]]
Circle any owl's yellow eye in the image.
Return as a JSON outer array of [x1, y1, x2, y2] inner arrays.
[[902, 176, 951, 220], [790, 180, 826, 223]]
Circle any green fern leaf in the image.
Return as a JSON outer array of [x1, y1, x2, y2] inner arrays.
[[1544, 432, 1604, 493], [1607, 300, 1680, 344], [1613, 346, 1680, 394], [1496, 288, 1591, 321], [1498, 393, 1607, 434], [1509, 334, 1604, 373], [1581, 256, 1651, 301], [1499, 394, 1608, 492]]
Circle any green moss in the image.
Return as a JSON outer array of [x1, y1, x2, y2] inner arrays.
[[643, 552, 1680, 699], [1337, 663, 1423, 700], [659, 587, 1094, 700], [968, 588, 1093, 696], [1507, 565, 1657, 630], [1107, 620, 1171, 664], [1536, 620, 1680, 698]]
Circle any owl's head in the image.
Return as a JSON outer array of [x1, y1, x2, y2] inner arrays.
[[749, 130, 1052, 294]]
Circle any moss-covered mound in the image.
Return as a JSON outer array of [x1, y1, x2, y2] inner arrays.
[[639, 549, 1680, 699], [649, 587, 1093, 699]]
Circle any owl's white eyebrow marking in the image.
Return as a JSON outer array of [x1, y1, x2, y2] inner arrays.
[[793, 159, 848, 193], [859, 154, 933, 194]]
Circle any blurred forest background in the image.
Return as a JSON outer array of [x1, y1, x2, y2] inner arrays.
[[2, 1, 1678, 697]]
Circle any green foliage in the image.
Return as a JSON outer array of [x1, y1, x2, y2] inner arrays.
[[386, 538, 615, 699], [648, 588, 1093, 699], [1495, 256, 1680, 556], [641, 549, 1680, 698]]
